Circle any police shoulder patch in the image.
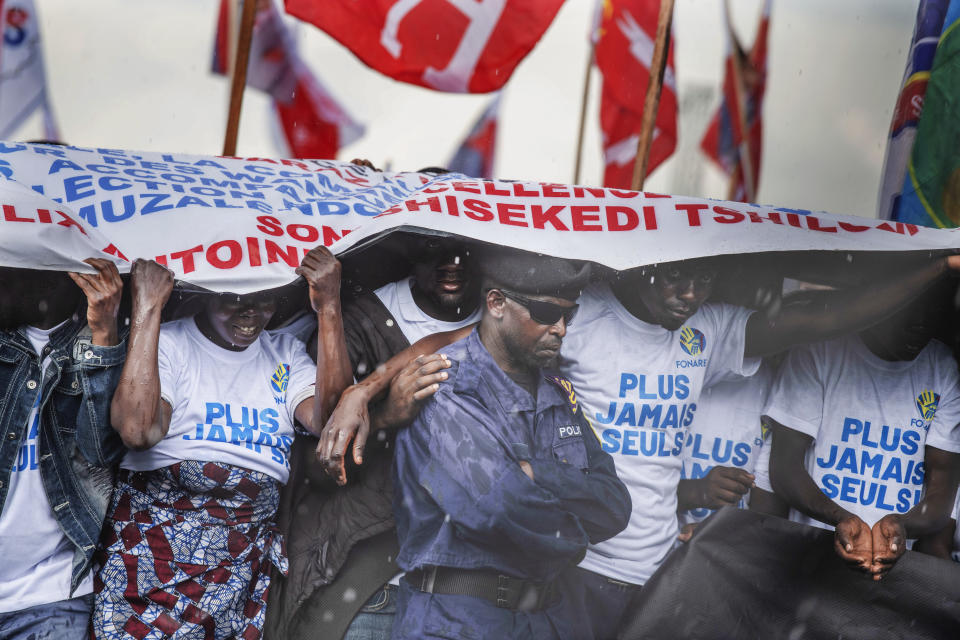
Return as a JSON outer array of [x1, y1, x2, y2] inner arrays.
[[546, 374, 580, 415]]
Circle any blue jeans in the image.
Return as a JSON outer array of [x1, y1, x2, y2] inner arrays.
[[0, 593, 93, 640], [343, 584, 398, 640]]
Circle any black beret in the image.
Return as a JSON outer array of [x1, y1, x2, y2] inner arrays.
[[480, 245, 591, 300]]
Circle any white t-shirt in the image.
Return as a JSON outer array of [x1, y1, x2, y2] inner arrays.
[[373, 278, 481, 345], [763, 334, 960, 531], [679, 363, 774, 525], [0, 321, 92, 612], [122, 317, 317, 484], [559, 283, 758, 585]]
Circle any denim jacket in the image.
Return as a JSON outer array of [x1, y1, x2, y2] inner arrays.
[[0, 313, 126, 593]]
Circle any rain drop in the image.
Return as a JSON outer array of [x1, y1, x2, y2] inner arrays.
[[444, 513, 451, 523], [322, 611, 335, 623], [454, 255, 460, 265], [343, 588, 357, 603]]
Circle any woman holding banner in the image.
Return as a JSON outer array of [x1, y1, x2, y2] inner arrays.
[[91, 248, 352, 639]]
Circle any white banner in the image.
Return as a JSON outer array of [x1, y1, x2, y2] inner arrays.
[[1, 142, 959, 293]]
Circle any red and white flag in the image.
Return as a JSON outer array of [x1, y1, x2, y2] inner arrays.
[[700, 0, 771, 202], [448, 94, 500, 178], [212, 0, 362, 158], [0, 0, 59, 140], [595, 0, 678, 189], [284, 0, 564, 93]]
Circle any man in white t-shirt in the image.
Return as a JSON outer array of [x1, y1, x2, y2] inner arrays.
[[0, 260, 125, 640], [764, 290, 960, 580], [555, 255, 960, 639]]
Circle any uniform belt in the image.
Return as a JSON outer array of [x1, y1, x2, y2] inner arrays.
[[406, 566, 558, 612]]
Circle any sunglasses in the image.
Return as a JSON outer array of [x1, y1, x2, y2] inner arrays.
[[499, 290, 579, 326]]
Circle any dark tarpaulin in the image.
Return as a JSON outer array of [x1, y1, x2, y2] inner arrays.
[[620, 508, 960, 640]]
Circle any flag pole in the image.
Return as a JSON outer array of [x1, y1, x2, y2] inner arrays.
[[222, 0, 258, 156], [724, 0, 756, 201], [573, 46, 595, 185], [630, 0, 675, 191]]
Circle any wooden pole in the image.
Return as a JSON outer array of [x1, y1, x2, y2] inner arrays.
[[724, 0, 756, 201], [630, 0, 675, 191], [573, 46, 595, 185], [222, 0, 258, 156]]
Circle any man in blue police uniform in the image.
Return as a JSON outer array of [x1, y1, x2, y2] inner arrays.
[[390, 248, 631, 640]]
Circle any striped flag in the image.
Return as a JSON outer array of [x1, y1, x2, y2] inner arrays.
[[699, 0, 771, 203]]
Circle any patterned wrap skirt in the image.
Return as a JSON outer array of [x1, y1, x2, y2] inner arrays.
[[91, 461, 287, 640]]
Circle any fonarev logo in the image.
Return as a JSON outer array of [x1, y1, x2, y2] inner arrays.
[[679, 326, 706, 356], [916, 390, 940, 422], [271, 363, 290, 394]]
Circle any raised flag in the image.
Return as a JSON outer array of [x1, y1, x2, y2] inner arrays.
[[700, 0, 771, 203], [0, 0, 59, 140], [595, 0, 678, 189], [272, 59, 365, 160], [878, 0, 954, 222], [212, 0, 362, 158], [448, 94, 500, 178], [283, 0, 565, 93]]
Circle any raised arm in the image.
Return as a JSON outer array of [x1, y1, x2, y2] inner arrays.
[[317, 325, 473, 484], [69, 258, 127, 466], [769, 420, 874, 575], [745, 255, 960, 358], [292, 247, 352, 435], [109, 259, 174, 451]]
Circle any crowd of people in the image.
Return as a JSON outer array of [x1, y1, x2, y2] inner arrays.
[[2, 192, 960, 639]]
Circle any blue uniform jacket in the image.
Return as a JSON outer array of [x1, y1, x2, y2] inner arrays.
[[393, 329, 631, 582], [0, 314, 126, 593]]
